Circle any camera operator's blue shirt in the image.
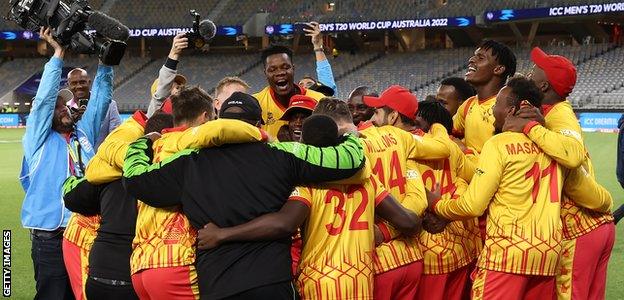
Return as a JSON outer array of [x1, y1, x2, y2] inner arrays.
[[20, 56, 113, 231]]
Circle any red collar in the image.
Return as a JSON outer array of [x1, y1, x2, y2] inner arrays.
[[132, 110, 148, 127], [411, 129, 425, 136], [541, 104, 556, 117], [161, 125, 188, 134], [269, 84, 307, 111], [357, 121, 374, 131]]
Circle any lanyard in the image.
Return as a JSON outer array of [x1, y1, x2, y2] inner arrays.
[[67, 133, 85, 177]]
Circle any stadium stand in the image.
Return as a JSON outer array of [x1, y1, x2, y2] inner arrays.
[[0, 58, 47, 98]]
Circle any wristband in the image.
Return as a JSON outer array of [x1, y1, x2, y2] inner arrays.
[[314, 47, 324, 52]]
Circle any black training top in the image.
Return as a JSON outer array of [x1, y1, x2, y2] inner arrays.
[[122, 136, 365, 299], [63, 179, 137, 281]]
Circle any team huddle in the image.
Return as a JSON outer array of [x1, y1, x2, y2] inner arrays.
[[21, 23, 615, 300]]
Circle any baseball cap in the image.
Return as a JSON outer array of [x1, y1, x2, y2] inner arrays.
[[308, 82, 335, 96], [58, 89, 74, 103], [279, 95, 317, 121], [530, 47, 577, 98], [173, 74, 187, 85], [363, 85, 418, 119], [219, 92, 264, 124]]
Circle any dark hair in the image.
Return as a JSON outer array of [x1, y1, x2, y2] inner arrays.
[[170, 86, 214, 125], [301, 115, 339, 147], [416, 100, 453, 134], [440, 77, 476, 102], [479, 40, 517, 81], [505, 76, 543, 109], [144, 112, 174, 134], [348, 86, 379, 100], [261, 45, 293, 66], [313, 97, 353, 124]]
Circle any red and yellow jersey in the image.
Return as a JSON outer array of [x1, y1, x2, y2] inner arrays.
[[131, 119, 268, 274], [359, 123, 449, 274], [525, 101, 614, 239], [64, 111, 148, 249], [434, 132, 611, 276], [452, 95, 496, 156], [414, 125, 481, 275], [253, 85, 324, 138], [290, 175, 388, 300]]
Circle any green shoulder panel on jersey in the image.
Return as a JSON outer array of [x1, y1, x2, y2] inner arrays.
[[123, 137, 198, 178], [62, 176, 87, 196], [268, 134, 365, 169]]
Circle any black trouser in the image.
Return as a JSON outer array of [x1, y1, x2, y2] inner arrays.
[[222, 281, 298, 300], [85, 276, 138, 300], [30, 228, 74, 300]]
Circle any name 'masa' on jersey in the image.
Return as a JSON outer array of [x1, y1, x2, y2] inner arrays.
[[131, 119, 268, 274], [413, 124, 481, 275], [434, 132, 612, 276], [64, 111, 148, 250], [253, 85, 325, 139], [452, 95, 496, 156], [358, 123, 450, 274], [290, 175, 389, 300], [524, 101, 613, 240]]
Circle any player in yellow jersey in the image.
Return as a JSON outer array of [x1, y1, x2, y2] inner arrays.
[[453, 40, 517, 162], [314, 92, 449, 299], [403, 100, 481, 300], [195, 115, 421, 300], [131, 87, 213, 299], [253, 45, 325, 138], [503, 47, 615, 300], [429, 76, 613, 300]]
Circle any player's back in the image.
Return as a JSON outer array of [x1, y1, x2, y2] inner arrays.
[[293, 176, 386, 300], [479, 132, 564, 276]]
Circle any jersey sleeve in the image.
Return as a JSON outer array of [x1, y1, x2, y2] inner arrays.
[[563, 166, 613, 213], [171, 119, 268, 151], [525, 121, 586, 169], [434, 139, 503, 220], [406, 132, 451, 160], [288, 186, 313, 208], [122, 137, 189, 207], [62, 176, 102, 215]]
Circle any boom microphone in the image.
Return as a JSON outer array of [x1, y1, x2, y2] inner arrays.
[[198, 19, 216, 41], [87, 11, 130, 41]]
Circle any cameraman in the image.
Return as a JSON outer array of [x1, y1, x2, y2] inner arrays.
[[20, 27, 114, 300], [146, 33, 189, 117]]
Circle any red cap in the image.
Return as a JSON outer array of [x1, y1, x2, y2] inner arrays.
[[279, 95, 317, 120], [363, 85, 418, 119], [530, 47, 577, 98]]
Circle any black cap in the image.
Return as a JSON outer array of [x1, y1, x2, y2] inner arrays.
[[301, 114, 339, 147], [309, 82, 335, 96], [219, 92, 264, 124]]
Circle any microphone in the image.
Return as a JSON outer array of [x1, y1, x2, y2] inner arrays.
[[198, 19, 216, 41], [88, 11, 130, 41]]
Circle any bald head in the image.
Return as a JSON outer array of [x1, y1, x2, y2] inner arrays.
[[67, 68, 91, 101]]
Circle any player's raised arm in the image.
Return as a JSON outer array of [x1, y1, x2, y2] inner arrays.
[[122, 136, 187, 207]]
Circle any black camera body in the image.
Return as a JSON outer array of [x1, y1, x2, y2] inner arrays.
[[6, 0, 128, 65], [185, 10, 206, 49]]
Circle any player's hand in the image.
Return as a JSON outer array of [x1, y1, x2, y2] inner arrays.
[[144, 132, 162, 142], [373, 225, 384, 246], [515, 106, 545, 126], [39, 27, 65, 58], [304, 21, 323, 49], [502, 114, 531, 133], [426, 183, 441, 209], [450, 136, 467, 152], [422, 212, 449, 234], [169, 33, 189, 60], [70, 106, 86, 122], [197, 223, 224, 250]]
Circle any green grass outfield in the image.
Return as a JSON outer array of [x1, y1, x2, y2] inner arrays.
[[0, 128, 622, 299]]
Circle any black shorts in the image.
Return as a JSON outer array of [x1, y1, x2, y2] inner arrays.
[[222, 281, 299, 300]]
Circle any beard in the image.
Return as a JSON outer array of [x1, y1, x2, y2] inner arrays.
[[53, 115, 75, 133]]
